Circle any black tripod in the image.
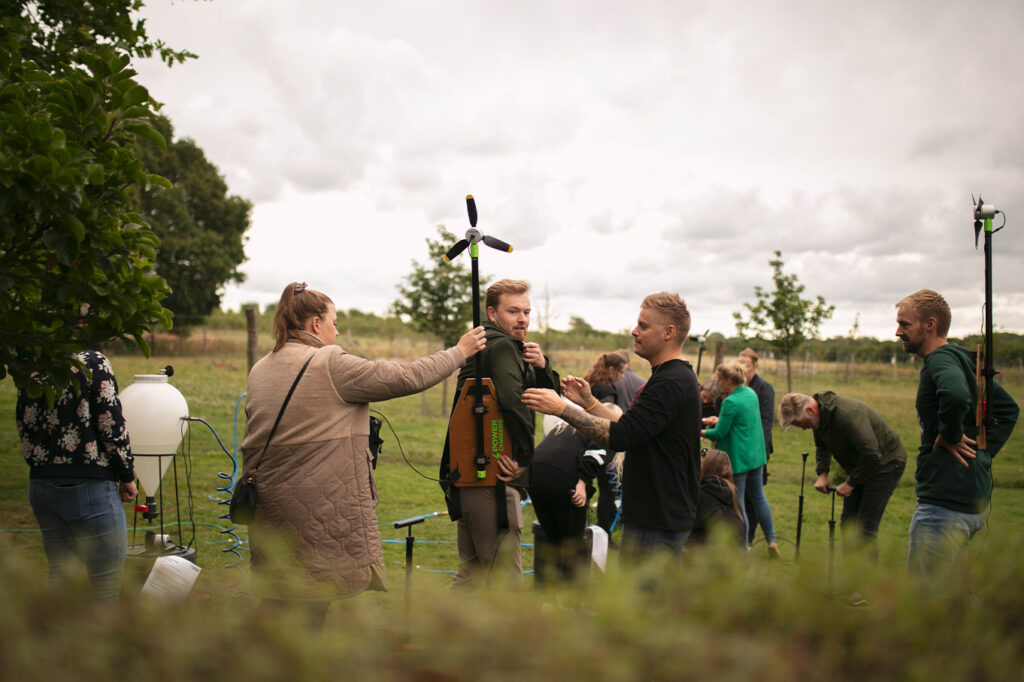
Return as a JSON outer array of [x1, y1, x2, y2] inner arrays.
[[826, 485, 837, 591], [795, 451, 809, 560], [394, 513, 430, 639], [691, 329, 709, 377]]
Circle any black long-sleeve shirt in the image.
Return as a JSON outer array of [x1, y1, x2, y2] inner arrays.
[[608, 358, 701, 532], [747, 373, 775, 457]]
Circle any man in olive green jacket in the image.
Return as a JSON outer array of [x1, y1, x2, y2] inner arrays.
[[779, 390, 906, 559], [441, 279, 559, 587]]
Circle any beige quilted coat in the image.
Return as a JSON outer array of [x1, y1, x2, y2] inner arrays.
[[242, 340, 465, 600]]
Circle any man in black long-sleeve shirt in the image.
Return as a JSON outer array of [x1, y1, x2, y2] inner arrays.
[[523, 293, 702, 561]]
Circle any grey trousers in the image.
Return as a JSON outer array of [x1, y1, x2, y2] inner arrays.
[[452, 485, 524, 588]]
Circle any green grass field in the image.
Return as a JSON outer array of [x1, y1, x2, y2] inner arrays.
[[2, 345, 1023, 679], [3, 348, 1022, 588]]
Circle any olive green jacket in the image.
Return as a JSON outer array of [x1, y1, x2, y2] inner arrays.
[[449, 322, 559, 487], [813, 391, 906, 487]]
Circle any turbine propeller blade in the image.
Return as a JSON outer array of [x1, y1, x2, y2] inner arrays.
[[444, 239, 470, 262], [466, 195, 478, 227], [482, 235, 513, 253]]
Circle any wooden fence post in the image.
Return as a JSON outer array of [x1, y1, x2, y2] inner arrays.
[[245, 305, 259, 372]]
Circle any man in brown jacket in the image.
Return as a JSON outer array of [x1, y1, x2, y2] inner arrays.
[[779, 391, 906, 561]]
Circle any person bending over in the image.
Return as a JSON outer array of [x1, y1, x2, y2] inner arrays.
[[779, 390, 906, 562]]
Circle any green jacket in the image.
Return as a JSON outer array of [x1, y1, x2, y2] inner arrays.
[[812, 391, 906, 487], [915, 344, 1019, 513], [703, 385, 766, 475], [451, 322, 559, 486]]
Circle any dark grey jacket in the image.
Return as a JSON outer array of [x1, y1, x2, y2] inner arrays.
[[813, 391, 906, 487]]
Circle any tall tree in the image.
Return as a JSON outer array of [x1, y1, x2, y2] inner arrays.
[[392, 226, 475, 412], [0, 0, 191, 399], [133, 115, 251, 334], [733, 250, 834, 392]]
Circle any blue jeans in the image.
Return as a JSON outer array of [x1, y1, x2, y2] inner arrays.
[[734, 466, 775, 545], [907, 501, 989, 576], [29, 478, 127, 600], [620, 525, 690, 564]]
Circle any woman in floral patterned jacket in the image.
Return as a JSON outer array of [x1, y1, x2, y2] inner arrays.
[[16, 350, 137, 600]]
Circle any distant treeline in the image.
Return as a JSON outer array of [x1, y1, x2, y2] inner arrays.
[[197, 306, 1024, 365]]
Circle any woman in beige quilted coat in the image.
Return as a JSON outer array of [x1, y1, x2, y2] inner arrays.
[[243, 282, 485, 626]]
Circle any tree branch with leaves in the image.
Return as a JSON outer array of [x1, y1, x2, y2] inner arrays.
[[0, 0, 193, 400]]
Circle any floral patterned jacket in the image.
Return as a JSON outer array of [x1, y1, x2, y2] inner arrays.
[[16, 351, 134, 482]]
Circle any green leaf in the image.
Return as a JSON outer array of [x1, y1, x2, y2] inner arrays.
[[145, 173, 172, 190], [133, 333, 151, 356], [125, 121, 166, 149], [86, 163, 105, 185], [121, 84, 150, 108], [21, 69, 52, 85], [65, 214, 85, 241]]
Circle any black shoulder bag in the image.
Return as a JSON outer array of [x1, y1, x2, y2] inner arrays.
[[229, 354, 314, 525]]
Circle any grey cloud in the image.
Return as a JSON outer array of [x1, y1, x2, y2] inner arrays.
[[589, 210, 634, 236], [907, 123, 984, 161]]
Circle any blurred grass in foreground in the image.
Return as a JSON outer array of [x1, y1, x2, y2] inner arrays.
[[2, 526, 1023, 681]]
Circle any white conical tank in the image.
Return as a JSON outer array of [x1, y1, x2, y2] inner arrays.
[[120, 374, 189, 497]]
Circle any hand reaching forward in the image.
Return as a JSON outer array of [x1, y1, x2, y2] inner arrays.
[[457, 326, 487, 358], [561, 375, 594, 408], [521, 388, 565, 416]]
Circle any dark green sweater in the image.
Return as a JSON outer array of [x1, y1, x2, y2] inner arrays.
[[451, 322, 559, 486], [812, 391, 905, 487], [915, 344, 1019, 513]]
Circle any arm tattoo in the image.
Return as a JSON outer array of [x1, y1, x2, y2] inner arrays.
[[559, 404, 611, 446]]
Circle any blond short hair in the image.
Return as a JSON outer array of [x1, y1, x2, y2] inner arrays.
[[641, 292, 691, 342], [778, 392, 816, 428], [739, 347, 759, 366], [715, 360, 746, 387], [896, 289, 951, 337], [485, 279, 530, 311]]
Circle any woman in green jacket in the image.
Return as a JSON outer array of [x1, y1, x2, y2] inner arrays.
[[702, 361, 779, 557]]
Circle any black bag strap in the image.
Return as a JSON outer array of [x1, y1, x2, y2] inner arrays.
[[248, 352, 315, 474]]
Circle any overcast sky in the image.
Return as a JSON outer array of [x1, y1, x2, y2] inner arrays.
[[133, 0, 1024, 341]]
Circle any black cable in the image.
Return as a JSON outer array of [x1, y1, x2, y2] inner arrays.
[[180, 419, 197, 551], [371, 409, 442, 483], [993, 210, 1006, 233]]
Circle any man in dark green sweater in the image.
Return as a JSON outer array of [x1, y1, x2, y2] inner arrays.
[[442, 279, 560, 587], [779, 390, 905, 560], [896, 289, 1018, 575]]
